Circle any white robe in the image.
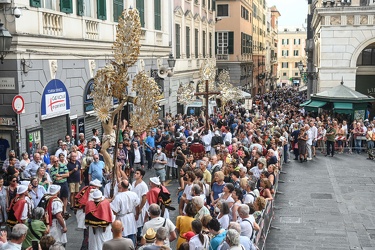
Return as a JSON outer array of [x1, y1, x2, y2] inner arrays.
[[110, 191, 140, 236], [87, 207, 114, 250], [49, 200, 67, 244], [131, 180, 148, 228], [76, 209, 86, 229]]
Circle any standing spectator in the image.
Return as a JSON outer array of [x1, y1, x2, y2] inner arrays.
[[353, 122, 364, 154], [0, 177, 7, 224], [144, 131, 156, 170], [29, 177, 46, 207], [2, 150, 20, 173], [102, 220, 134, 250], [152, 146, 167, 186], [55, 142, 68, 158], [143, 227, 171, 250], [238, 204, 259, 241], [130, 141, 144, 170], [92, 128, 101, 146], [22, 207, 50, 249], [1, 224, 28, 250], [49, 156, 70, 217], [325, 122, 336, 157], [41, 146, 51, 165], [207, 218, 226, 250], [88, 154, 105, 184], [24, 153, 42, 178], [64, 135, 74, 151], [67, 152, 81, 210]]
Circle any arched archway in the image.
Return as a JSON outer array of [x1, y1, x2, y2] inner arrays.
[[354, 41, 375, 118]]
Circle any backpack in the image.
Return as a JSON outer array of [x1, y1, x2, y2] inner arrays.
[[158, 186, 175, 210], [37, 194, 54, 209]]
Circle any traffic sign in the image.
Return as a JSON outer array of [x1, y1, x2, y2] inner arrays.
[[12, 95, 25, 114]]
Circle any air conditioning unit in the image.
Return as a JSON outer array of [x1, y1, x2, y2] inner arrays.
[[0, 0, 11, 3]]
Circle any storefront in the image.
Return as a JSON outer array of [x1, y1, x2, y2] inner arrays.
[[39, 79, 71, 154]]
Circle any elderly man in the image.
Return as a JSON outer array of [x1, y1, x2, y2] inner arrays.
[[67, 152, 81, 210], [152, 145, 167, 186], [85, 189, 113, 250], [110, 179, 140, 246], [140, 204, 176, 247], [2, 150, 20, 172], [55, 142, 68, 158], [0, 223, 28, 250], [219, 222, 254, 250], [102, 220, 134, 250], [41, 146, 51, 165], [199, 161, 211, 185], [24, 153, 43, 179], [143, 227, 170, 250], [238, 204, 259, 241]]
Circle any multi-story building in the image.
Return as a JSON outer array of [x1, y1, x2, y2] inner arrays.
[[215, 0, 253, 90], [0, 0, 173, 156], [265, 5, 280, 92], [173, 0, 216, 115], [277, 27, 307, 87], [312, 0, 375, 94]]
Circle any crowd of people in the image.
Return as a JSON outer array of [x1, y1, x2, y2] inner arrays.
[[0, 86, 374, 250]]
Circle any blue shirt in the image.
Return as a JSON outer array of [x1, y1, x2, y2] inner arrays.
[[210, 230, 226, 250], [89, 160, 104, 182], [212, 182, 225, 200], [144, 136, 155, 152], [43, 153, 50, 165]]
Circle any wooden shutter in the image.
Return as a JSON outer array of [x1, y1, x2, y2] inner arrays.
[[113, 0, 124, 22], [77, 0, 84, 16], [154, 0, 161, 30], [215, 32, 217, 55], [175, 24, 181, 59], [212, 0, 216, 11], [30, 0, 41, 7], [186, 27, 190, 58], [60, 0, 73, 13], [228, 32, 234, 54], [137, 0, 145, 27], [97, 0, 107, 20]]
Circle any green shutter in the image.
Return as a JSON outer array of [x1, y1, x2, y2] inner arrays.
[[113, 0, 124, 22], [212, 0, 215, 11], [186, 27, 190, 58], [155, 0, 161, 30], [175, 24, 180, 59], [228, 32, 234, 54], [97, 0, 107, 20], [30, 0, 41, 7], [215, 32, 217, 55], [77, 0, 84, 16], [60, 0, 73, 13], [137, 0, 145, 27]]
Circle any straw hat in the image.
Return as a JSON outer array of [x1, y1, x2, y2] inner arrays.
[[143, 228, 156, 243]]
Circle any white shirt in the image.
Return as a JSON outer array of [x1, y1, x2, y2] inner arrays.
[[189, 234, 209, 250], [110, 191, 140, 236], [131, 180, 148, 227], [239, 215, 256, 240], [104, 181, 118, 198], [202, 131, 213, 152], [306, 129, 313, 145], [249, 166, 263, 179], [311, 126, 318, 140], [142, 217, 176, 247], [134, 148, 141, 163], [224, 132, 232, 144], [55, 148, 67, 158], [217, 213, 230, 230]]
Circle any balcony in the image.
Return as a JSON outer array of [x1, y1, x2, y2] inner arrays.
[[85, 20, 99, 40], [241, 54, 253, 62], [42, 11, 63, 36], [216, 54, 229, 60]]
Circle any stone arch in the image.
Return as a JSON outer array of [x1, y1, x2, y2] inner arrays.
[[350, 37, 375, 68]]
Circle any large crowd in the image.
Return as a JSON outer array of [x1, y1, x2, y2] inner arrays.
[[0, 86, 374, 250]]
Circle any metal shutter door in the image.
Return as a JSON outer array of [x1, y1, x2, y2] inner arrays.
[[41, 115, 68, 155], [84, 115, 101, 142]]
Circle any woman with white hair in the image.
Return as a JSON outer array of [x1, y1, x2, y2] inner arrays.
[[192, 196, 210, 220], [225, 229, 242, 249]]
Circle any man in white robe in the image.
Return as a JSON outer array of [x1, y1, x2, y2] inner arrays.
[[131, 168, 148, 244], [48, 185, 67, 244]]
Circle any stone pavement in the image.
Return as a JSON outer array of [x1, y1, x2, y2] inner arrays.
[[266, 153, 375, 250]]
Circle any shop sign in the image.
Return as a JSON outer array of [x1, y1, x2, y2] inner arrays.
[[0, 77, 15, 90], [41, 79, 70, 120]]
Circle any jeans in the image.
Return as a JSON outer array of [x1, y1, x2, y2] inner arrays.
[[283, 144, 288, 163], [326, 140, 335, 156], [367, 141, 374, 150], [155, 168, 166, 182], [355, 139, 362, 153], [125, 234, 136, 246], [145, 150, 153, 169]]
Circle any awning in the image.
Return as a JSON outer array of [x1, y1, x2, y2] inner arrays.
[[300, 100, 311, 107], [334, 102, 353, 110], [306, 100, 327, 108]]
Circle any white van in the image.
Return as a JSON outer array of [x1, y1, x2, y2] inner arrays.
[[184, 100, 217, 116]]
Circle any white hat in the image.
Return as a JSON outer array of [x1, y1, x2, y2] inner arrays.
[[20, 181, 30, 186], [149, 177, 161, 186], [89, 179, 102, 187], [17, 185, 28, 195], [90, 189, 103, 201], [49, 185, 61, 195]]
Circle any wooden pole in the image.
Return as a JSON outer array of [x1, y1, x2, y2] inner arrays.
[[110, 103, 122, 198]]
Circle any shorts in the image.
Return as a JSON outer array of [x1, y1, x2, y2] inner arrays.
[[155, 168, 166, 182], [69, 182, 80, 193], [55, 182, 69, 199]]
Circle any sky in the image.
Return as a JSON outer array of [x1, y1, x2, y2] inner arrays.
[[267, 0, 308, 28]]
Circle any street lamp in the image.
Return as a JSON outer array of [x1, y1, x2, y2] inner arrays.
[[167, 52, 176, 69], [0, 22, 12, 64], [298, 60, 318, 82]]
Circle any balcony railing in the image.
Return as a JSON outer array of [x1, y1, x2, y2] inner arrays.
[[43, 12, 63, 36], [216, 54, 229, 60], [241, 54, 253, 62], [85, 20, 99, 40]]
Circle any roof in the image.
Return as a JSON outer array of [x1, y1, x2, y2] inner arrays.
[[313, 82, 375, 103]]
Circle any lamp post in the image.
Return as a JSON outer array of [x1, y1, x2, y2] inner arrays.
[[0, 22, 12, 64], [298, 60, 318, 87]]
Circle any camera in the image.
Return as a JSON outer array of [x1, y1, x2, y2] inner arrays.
[[13, 7, 22, 18]]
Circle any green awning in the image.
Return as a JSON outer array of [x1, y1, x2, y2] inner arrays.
[[334, 102, 353, 110], [300, 100, 311, 107], [306, 100, 327, 108]]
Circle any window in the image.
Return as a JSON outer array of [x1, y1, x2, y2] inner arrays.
[[209, 32, 212, 58], [203, 31, 206, 58], [294, 62, 299, 68], [295, 72, 299, 76], [283, 72, 287, 76], [175, 24, 181, 59], [241, 33, 252, 54], [186, 27, 191, 59], [34, 0, 73, 13], [217, 4, 229, 16], [216, 31, 233, 55], [77, 0, 91, 17], [113, 0, 123, 22], [136, 0, 145, 27], [195, 29, 199, 58], [97, 0, 106, 20], [294, 50, 299, 56], [155, 0, 161, 30], [361, 48, 375, 65], [253, 3, 257, 18], [294, 39, 301, 45], [263, 14, 266, 25], [282, 50, 289, 56], [282, 39, 289, 45], [202, 0, 206, 7], [282, 62, 289, 68], [241, 6, 249, 20]]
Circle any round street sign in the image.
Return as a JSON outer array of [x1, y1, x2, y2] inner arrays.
[[12, 95, 25, 114]]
